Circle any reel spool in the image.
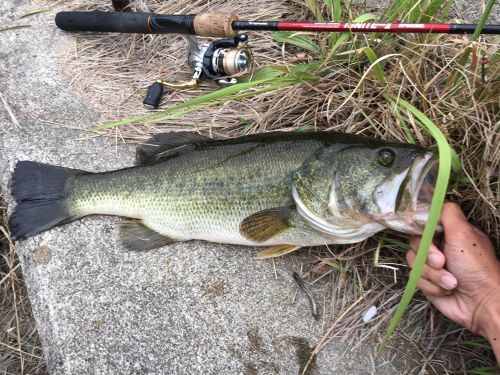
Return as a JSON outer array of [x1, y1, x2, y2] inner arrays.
[[143, 34, 252, 109]]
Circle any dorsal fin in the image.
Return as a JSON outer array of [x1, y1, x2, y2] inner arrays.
[[136, 132, 210, 165]]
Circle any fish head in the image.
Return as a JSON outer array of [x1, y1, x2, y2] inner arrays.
[[292, 142, 438, 240]]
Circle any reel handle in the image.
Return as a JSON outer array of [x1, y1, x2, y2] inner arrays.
[[55, 11, 238, 37], [143, 79, 199, 109], [143, 82, 164, 109]]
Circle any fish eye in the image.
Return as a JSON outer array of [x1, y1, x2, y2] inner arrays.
[[378, 149, 395, 166]]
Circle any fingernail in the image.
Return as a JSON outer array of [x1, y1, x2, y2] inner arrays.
[[428, 252, 441, 267], [440, 274, 458, 290]]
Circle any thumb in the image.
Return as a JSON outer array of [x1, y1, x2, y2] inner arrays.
[[440, 202, 474, 243]]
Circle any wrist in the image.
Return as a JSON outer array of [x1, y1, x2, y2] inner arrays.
[[474, 285, 500, 339]]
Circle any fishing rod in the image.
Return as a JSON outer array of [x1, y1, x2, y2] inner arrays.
[[55, 11, 500, 36], [55, 11, 500, 108]]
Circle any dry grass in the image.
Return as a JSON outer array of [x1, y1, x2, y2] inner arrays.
[[6, 0, 500, 372], [55, 0, 499, 370], [0, 193, 47, 374]]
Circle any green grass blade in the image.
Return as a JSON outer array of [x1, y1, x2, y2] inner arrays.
[[449, 146, 462, 172], [361, 47, 386, 85], [381, 0, 413, 22], [378, 97, 460, 352], [326, 13, 377, 64], [467, 367, 500, 375], [295, 124, 314, 132], [92, 67, 320, 130], [90, 77, 281, 131], [437, 0, 456, 21], [305, 0, 323, 21], [93, 61, 321, 130], [466, 0, 496, 42], [325, 33, 350, 63], [334, 0, 342, 21], [93, 78, 284, 130], [378, 237, 411, 250], [140, 83, 294, 125], [272, 32, 321, 53], [419, 0, 447, 22], [462, 339, 494, 350], [290, 62, 321, 74], [385, 95, 416, 143], [240, 66, 286, 82], [352, 13, 377, 23], [323, 0, 341, 21], [324, 261, 347, 274], [409, 1, 426, 23]]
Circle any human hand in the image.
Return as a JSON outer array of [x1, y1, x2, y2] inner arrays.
[[406, 202, 500, 338]]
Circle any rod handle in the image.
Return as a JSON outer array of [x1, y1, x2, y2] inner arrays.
[[193, 12, 238, 37], [55, 11, 239, 37], [55, 11, 196, 34], [56, 11, 152, 33]]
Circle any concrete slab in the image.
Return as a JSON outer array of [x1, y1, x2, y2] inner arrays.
[[0, 3, 403, 374], [1, 1, 497, 374]]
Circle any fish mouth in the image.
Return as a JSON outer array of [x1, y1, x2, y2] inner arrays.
[[409, 152, 438, 225], [393, 151, 439, 233], [375, 151, 439, 234]]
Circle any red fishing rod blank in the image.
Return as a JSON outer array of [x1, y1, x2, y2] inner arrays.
[[232, 21, 500, 35]]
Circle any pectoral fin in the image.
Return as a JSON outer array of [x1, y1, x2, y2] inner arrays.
[[240, 207, 294, 243], [257, 245, 301, 259], [119, 220, 175, 251]]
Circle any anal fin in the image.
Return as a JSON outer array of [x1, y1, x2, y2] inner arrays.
[[119, 220, 175, 251], [257, 245, 301, 259]]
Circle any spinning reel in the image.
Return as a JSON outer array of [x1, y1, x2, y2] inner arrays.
[[143, 34, 252, 109]]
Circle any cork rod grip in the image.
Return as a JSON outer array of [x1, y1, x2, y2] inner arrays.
[[193, 13, 238, 37]]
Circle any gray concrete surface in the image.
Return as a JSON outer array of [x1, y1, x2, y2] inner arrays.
[[0, 1, 497, 374], [0, 3, 401, 374]]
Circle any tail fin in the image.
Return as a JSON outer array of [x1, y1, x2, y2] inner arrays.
[[9, 161, 87, 240]]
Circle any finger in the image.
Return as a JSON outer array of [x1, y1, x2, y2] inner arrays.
[[409, 235, 421, 251], [416, 275, 450, 297], [427, 245, 445, 269], [406, 250, 457, 290], [408, 238, 445, 269], [441, 202, 474, 240]]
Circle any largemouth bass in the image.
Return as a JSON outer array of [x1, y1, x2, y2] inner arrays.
[[10, 131, 437, 257]]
